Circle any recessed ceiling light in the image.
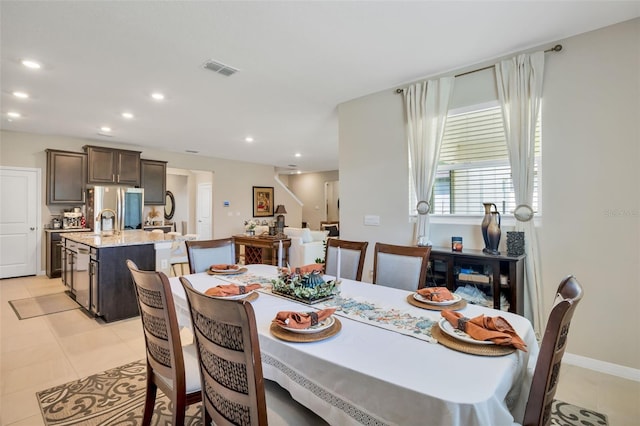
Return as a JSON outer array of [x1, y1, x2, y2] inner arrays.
[[151, 93, 165, 101], [296, 171, 302, 174], [245, 136, 254, 143], [294, 153, 301, 158], [100, 126, 112, 132], [121, 112, 134, 119], [13, 91, 29, 99], [7, 111, 21, 118], [21, 59, 41, 69]]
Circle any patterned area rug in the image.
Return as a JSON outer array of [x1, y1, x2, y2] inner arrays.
[[37, 360, 200, 425], [37, 359, 608, 426], [9, 292, 80, 320]]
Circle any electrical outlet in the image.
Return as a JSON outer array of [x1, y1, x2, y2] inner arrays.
[[161, 259, 168, 269]]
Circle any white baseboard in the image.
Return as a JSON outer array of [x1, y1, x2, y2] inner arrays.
[[564, 352, 640, 382]]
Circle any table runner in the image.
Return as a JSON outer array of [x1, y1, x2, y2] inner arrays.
[[217, 268, 438, 342]]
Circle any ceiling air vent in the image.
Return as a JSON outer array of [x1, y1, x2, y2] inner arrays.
[[203, 59, 239, 77]]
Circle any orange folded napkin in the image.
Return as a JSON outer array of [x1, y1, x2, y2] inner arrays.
[[209, 264, 239, 272], [282, 263, 324, 275], [205, 283, 261, 297], [417, 287, 454, 302], [273, 308, 336, 329], [441, 310, 527, 351]]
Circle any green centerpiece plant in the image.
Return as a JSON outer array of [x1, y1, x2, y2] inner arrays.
[[271, 269, 337, 304]]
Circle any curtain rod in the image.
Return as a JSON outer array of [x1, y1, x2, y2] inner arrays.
[[394, 44, 562, 94]]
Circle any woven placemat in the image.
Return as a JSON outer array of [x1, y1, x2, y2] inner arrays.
[[270, 318, 342, 343], [431, 323, 515, 356], [207, 267, 248, 275], [406, 294, 467, 311]]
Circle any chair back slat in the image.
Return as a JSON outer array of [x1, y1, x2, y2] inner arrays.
[[126, 260, 186, 394], [324, 239, 368, 281], [373, 243, 430, 291], [185, 238, 235, 274], [523, 275, 583, 426], [180, 277, 268, 426]]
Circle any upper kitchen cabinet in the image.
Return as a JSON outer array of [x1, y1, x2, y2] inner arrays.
[[140, 159, 167, 205], [84, 145, 141, 186], [46, 149, 87, 204]]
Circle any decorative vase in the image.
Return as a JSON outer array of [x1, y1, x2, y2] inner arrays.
[[485, 211, 501, 255], [247, 229, 255, 236], [481, 203, 497, 251]]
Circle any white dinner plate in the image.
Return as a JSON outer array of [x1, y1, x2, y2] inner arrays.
[[278, 315, 335, 334], [210, 265, 242, 273], [438, 317, 494, 345], [210, 290, 256, 300], [413, 292, 462, 306]]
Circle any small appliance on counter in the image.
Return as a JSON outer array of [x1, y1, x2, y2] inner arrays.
[[51, 216, 62, 229], [62, 211, 84, 229]]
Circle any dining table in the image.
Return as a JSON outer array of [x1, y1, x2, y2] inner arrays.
[[168, 264, 539, 426]]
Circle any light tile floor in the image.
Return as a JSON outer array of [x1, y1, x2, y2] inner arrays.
[[1, 275, 639, 425]]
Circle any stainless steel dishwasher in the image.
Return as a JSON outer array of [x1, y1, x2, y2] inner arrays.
[[71, 243, 91, 313]]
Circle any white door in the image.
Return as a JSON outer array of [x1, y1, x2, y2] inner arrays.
[[196, 182, 212, 239], [0, 167, 40, 278]]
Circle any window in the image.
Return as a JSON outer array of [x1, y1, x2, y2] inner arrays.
[[410, 103, 541, 216]]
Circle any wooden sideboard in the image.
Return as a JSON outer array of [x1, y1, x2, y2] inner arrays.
[[428, 247, 525, 315], [233, 234, 291, 266]]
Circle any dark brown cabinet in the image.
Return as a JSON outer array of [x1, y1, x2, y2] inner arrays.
[[84, 145, 141, 186], [140, 159, 167, 205], [428, 247, 525, 315], [46, 149, 86, 204], [46, 231, 64, 278]]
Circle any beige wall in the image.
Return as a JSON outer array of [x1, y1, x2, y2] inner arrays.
[[287, 170, 339, 229], [0, 131, 301, 266], [339, 19, 640, 371]]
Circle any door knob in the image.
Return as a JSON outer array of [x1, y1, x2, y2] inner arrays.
[[30, 227, 36, 231]]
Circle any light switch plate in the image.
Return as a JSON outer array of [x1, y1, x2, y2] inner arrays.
[[364, 215, 380, 226]]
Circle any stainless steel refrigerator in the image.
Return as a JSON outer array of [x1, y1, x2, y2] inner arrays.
[[86, 186, 144, 233]]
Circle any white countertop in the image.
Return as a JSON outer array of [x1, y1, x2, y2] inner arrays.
[[59, 229, 183, 248]]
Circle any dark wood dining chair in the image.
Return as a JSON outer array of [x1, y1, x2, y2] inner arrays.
[[179, 277, 328, 426], [126, 260, 202, 426], [185, 237, 235, 274], [324, 238, 369, 281], [373, 243, 431, 291], [522, 275, 583, 426]]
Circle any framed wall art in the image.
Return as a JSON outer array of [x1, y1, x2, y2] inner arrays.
[[252, 186, 274, 217]]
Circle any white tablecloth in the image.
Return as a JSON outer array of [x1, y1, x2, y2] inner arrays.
[[169, 264, 538, 426]]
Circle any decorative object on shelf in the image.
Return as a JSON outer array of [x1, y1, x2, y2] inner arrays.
[[244, 219, 257, 236], [147, 206, 163, 225], [451, 236, 463, 252], [275, 204, 287, 234], [252, 186, 274, 217], [481, 203, 501, 255], [271, 268, 337, 305], [507, 231, 525, 256], [481, 203, 497, 250]]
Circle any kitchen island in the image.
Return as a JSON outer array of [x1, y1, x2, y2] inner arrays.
[[60, 230, 182, 322]]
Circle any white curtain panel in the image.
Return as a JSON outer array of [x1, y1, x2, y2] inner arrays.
[[403, 77, 455, 244], [496, 51, 545, 336]]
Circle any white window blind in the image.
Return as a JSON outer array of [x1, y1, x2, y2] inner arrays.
[[410, 104, 541, 216]]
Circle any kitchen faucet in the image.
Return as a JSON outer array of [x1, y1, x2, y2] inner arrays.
[[96, 208, 119, 235]]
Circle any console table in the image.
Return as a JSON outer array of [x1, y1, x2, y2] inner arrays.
[[233, 234, 291, 266], [428, 247, 525, 315]]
